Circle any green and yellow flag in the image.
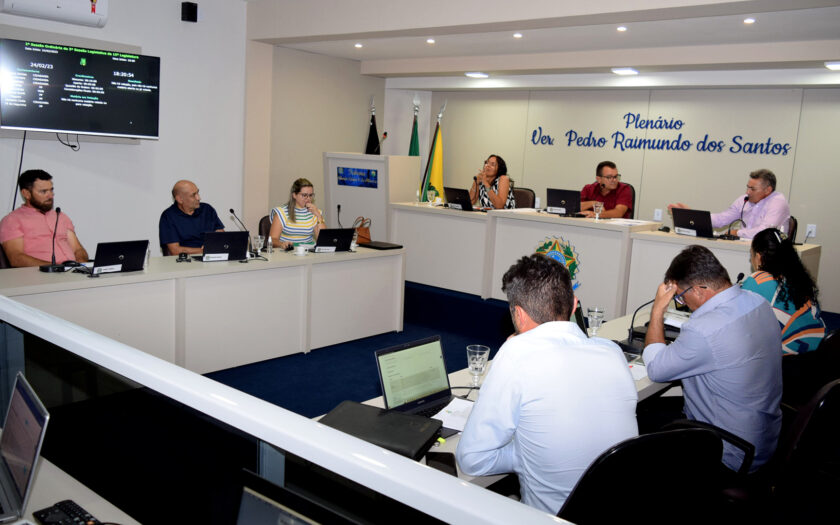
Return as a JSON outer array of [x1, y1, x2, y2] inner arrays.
[[419, 121, 443, 201]]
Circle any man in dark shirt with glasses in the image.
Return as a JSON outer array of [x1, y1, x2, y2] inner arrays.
[[580, 160, 633, 218]]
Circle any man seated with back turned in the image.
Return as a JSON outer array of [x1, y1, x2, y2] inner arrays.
[[159, 180, 224, 255], [669, 168, 790, 239], [0, 169, 88, 267], [456, 253, 638, 515], [579, 160, 633, 218], [643, 245, 782, 473]]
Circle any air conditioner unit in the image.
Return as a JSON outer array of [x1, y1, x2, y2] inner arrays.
[[1, 0, 109, 28]]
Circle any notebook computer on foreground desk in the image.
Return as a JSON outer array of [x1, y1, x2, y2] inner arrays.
[[0, 373, 49, 523], [193, 231, 249, 261]]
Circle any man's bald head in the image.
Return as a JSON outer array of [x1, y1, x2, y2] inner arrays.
[[172, 180, 201, 214]]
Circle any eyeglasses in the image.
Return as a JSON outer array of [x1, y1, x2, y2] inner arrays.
[[674, 285, 708, 305], [298, 193, 315, 199], [599, 174, 621, 181], [674, 286, 692, 305]]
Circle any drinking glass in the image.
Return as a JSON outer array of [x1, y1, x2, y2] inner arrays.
[[466, 345, 491, 388], [593, 201, 604, 220], [587, 307, 605, 336], [253, 235, 264, 254], [426, 189, 437, 206]]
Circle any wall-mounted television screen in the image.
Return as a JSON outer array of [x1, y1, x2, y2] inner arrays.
[[0, 38, 160, 140]]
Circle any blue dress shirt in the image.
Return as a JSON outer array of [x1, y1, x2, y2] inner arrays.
[[643, 286, 783, 471]]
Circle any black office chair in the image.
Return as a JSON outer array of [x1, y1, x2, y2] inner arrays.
[[557, 428, 724, 524], [772, 379, 840, 521], [782, 329, 839, 410], [512, 187, 535, 208], [259, 214, 271, 249], [625, 182, 636, 219], [788, 216, 798, 243]]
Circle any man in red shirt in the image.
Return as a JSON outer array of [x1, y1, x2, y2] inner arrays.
[[580, 161, 633, 219], [0, 170, 88, 267]]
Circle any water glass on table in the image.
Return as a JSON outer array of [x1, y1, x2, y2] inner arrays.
[[466, 345, 491, 388], [426, 189, 437, 206], [253, 235, 264, 254], [593, 201, 604, 220], [587, 307, 605, 336]]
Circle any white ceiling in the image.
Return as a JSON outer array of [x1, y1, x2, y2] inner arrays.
[[248, 1, 840, 86], [280, 7, 840, 64]]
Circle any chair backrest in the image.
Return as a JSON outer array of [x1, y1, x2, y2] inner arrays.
[[774, 379, 840, 509], [0, 244, 11, 269], [259, 215, 271, 248], [558, 428, 723, 524], [788, 215, 798, 243], [624, 182, 636, 219], [782, 329, 840, 408], [512, 187, 535, 208]]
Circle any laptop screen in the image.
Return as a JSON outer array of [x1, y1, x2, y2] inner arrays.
[[1, 373, 49, 504], [376, 337, 450, 409]]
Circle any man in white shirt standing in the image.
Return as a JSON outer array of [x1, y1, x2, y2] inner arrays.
[[456, 253, 638, 515]]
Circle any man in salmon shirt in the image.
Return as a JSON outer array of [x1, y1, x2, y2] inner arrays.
[[0, 169, 88, 267]]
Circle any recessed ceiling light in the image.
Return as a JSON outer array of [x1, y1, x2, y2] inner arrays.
[[617, 26, 627, 32], [465, 72, 489, 79], [426, 38, 435, 44], [611, 67, 638, 76], [825, 61, 840, 71], [743, 18, 755, 24], [513, 33, 523, 39], [354, 43, 363, 48]]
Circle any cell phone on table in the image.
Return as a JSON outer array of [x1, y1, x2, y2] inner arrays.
[[426, 451, 458, 476]]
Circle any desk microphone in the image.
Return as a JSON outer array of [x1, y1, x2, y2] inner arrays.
[[628, 297, 655, 343], [229, 208, 255, 258], [40, 207, 66, 273], [720, 197, 748, 240]]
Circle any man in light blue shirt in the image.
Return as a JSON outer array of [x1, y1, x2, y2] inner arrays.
[[643, 245, 783, 471], [457, 254, 638, 514]]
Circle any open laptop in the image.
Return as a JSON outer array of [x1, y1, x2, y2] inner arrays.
[[308, 229, 354, 253], [0, 372, 50, 523], [672, 208, 715, 238], [442, 187, 475, 211], [194, 231, 249, 261], [374, 336, 454, 419], [90, 240, 149, 275], [545, 188, 584, 216]]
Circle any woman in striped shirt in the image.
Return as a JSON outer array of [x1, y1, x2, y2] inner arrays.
[[269, 178, 325, 249], [741, 227, 825, 355]]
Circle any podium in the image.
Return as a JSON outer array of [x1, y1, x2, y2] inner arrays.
[[322, 153, 420, 240]]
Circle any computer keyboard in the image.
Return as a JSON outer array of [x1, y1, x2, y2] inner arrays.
[[33, 499, 101, 525]]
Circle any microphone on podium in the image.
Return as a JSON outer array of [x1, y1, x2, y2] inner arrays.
[[40, 207, 66, 273]]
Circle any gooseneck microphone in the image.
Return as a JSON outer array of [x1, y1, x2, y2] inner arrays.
[[721, 196, 748, 240], [628, 297, 656, 343], [229, 208, 255, 259], [40, 207, 65, 273]]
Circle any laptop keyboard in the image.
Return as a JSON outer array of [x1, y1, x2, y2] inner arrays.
[[415, 404, 444, 418]]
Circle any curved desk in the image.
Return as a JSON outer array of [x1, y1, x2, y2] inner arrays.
[[0, 247, 405, 374]]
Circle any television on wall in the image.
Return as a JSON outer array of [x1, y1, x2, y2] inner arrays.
[[0, 38, 160, 140]]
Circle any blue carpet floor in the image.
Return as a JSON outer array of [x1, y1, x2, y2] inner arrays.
[[207, 282, 840, 419]]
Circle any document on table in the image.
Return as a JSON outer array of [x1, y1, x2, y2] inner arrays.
[[629, 362, 648, 381], [432, 397, 474, 432]]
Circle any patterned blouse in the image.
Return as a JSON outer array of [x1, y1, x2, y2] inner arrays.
[[271, 205, 322, 244], [478, 176, 516, 209]]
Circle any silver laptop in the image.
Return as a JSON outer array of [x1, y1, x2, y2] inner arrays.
[[374, 336, 453, 418], [0, 373, 50, 523]]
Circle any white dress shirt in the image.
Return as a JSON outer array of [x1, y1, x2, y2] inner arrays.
[[456, 321, 638, 515]]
